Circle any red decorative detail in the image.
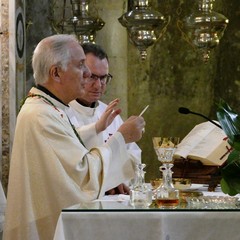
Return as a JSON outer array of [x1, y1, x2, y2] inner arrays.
[[220, 146, 233, 160]]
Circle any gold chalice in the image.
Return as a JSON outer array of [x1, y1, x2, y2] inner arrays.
[[153, 137, 180, 208]]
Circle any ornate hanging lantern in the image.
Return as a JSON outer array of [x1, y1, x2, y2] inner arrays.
[[118, 0, 166, 60], [57, 0, 105, 44], [183, 0, 229, 62]]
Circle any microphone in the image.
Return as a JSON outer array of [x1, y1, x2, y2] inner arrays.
[[178, 107, 222, 129]]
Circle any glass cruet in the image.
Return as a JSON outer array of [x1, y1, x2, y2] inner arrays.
[[130, 163, 152, 208]]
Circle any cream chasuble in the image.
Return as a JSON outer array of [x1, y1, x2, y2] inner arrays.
[[3, 87, 134, 240], [68, 100, 142, 164]]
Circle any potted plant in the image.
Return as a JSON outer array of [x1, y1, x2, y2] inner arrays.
[[217, 99, 240, 196]]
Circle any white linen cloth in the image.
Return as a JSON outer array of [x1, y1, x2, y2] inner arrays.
[[68, 100, 142, 164], [54, 208, 240, 240], [54, 185, 240, 240], [3, 87, 135, 240]]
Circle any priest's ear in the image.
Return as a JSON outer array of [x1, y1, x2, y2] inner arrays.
[[49, 65, 62, 83]]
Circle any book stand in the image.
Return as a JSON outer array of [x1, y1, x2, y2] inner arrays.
[[172, 158, 222, 191]]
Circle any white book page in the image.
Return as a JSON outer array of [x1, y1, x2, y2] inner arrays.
[[174, 122, 216, 159], [188, 127, 228, 164], [204, 140, 231, 165]]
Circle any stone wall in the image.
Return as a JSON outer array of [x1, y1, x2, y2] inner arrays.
[[1, 0, 10, 193], [138, 0, 240, 181]]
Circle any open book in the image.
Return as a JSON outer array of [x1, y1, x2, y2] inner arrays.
[[174, 121, 232, 166]]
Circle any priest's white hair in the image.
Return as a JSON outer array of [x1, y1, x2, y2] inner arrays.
[[32, 34, 79, 85]]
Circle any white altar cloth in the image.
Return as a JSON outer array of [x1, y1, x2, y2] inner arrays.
[[53, 185, 240, 240]]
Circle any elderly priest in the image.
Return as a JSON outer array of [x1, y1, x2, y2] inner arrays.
[[3, 34, 145, 240]]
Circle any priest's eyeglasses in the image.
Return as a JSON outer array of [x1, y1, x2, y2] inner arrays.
[[88, 73, 113, 85]]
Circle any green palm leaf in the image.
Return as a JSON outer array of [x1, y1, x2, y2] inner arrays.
[[216, 99, 240, 195], [216, 99, 240, 150]]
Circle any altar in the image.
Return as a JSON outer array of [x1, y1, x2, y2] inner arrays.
[[53, 185, 240, 240]]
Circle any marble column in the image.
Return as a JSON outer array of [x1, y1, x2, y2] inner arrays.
[[1, 0, 10, 193], [94, 0, 129, 119], [0, 0, 26, 193]]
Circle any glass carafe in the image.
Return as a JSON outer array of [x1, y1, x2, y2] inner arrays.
[[155, 164, 179, 208], [130, 163, 152, 208]]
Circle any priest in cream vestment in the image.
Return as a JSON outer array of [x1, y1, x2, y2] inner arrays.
[[68, 99, 142, 163], [3, 35, 145, 240], [67, 42, 142, 194]]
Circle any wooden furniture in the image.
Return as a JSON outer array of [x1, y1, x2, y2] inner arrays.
[[172, 158, 221, 191]]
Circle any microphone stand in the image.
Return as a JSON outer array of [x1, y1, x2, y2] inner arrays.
[[178, 107, 222, 129]]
